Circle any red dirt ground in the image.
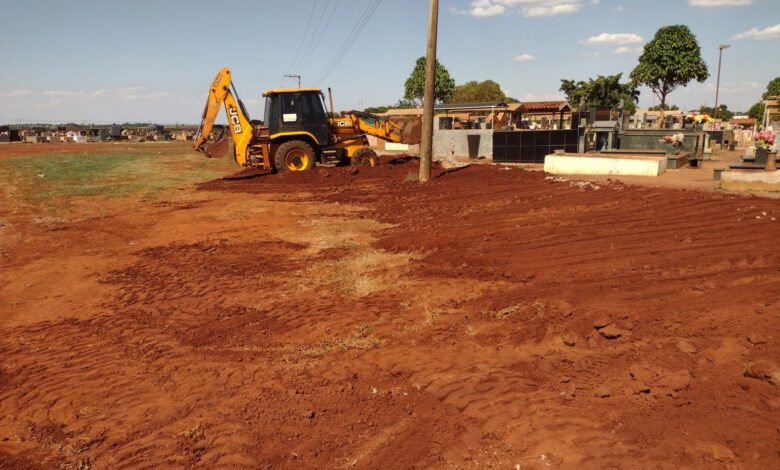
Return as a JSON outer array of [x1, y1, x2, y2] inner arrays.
[[1, 150, 779, 469]]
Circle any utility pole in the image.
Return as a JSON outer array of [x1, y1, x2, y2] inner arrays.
[[419, 0, 439, 183], [285, 74, 302, 88], [714, 44, 730, 120]]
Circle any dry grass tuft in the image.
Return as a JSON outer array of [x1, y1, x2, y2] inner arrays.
[[280, 321, 383, 361], [298, 249, 415, 298], [276, 216, 395, 254], [218, 200, 270, 220]]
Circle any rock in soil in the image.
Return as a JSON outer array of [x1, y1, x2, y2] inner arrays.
[[676, 340, 697, 354], [598, 323, 626, 340], [743, 361, 780, 386]]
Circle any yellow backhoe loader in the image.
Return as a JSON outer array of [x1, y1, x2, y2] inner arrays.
[[193, 67, 420, 171]]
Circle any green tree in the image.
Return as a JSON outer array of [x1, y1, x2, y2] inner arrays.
[[559, 74, 639, 113], [403, 57, 455, 106], [448, 80, 506, 103], [630, 25, 709, 123], [699, 104, 733, 120], [648, 104, 679, 111], [762, 77, 780, 100], [747, 102, 766, 120], [363, 99, 417, 115], [364, 106, 390, 114]]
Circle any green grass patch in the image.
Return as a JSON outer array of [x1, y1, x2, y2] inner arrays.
[[0, 146, 235, 211]]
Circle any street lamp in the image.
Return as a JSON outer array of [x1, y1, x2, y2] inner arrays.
[[714, 44, 731, 120]]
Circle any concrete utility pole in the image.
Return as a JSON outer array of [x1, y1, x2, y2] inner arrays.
[[714, 44, 730, 119], [419, 0, 439, 183], [285, 74, 302, 88]]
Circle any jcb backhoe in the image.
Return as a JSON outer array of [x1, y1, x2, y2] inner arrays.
[[193, 67, 420, 171]]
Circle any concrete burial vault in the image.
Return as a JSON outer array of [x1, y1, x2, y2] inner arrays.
[[544, 153, 666, 177]]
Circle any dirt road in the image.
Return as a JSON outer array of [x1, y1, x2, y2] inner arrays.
[[1, 146, 778, 468]]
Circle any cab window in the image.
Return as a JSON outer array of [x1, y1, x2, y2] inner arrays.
[[281, 95, 298, 123], [300, 93, 326, 123]]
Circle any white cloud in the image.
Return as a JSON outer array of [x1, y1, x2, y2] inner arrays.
[[580, 51, 603, 59], [469, 0, 506, 17], [580, 32, 642, 45], [514, 53, 537, 62], [689, 0, 752, 6], [517, 92, 565, 101], [0, 87, 170, 103], [614, 5, 624, 12], [524, 2, 581, 16], [612, 46, 642, 54], [704, 81, 760, 93], [0, 86, 190, 123], [733, 23, 780, 40], [0, 89, 34, 97], [42, 90, 85, 97], [465, 0, 584, 18]]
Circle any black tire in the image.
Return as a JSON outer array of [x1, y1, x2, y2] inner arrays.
[[274, 140, 316, 172], [352, 148, 377, 168]]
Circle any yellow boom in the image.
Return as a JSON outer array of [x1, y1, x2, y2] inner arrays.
[[193, 67, 254, 166]]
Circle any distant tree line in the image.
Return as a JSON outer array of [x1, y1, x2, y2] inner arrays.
[[368, 26, 775, 124]]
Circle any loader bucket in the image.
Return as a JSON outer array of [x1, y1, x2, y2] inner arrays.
[[398, 117, 422, 145]]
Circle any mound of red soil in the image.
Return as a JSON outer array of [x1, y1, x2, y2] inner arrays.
[[199, 155, 446, 192]]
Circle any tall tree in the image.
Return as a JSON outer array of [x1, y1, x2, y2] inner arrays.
[[630, 25, 709, 124], [649, 104, 679, 111], [747, 102, 766, 121], [448, 80, 506, 103], [363, 99, 417, 115], [404, 57, 455, 106], [559, 74, 639, 113], [699, 104, 733, 120], [762, 77, 780, 100]]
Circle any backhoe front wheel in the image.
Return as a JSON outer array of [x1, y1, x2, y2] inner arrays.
[[275, 140, 316, 172], [352, 148, 377, 168]]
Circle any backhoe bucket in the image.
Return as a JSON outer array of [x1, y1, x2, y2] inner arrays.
[[197, 127, 230, 158], [203, 134, 230, 158]]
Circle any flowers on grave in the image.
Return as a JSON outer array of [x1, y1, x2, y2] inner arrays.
[[659, 133, 685, 147], [684, 112, 713, 124], [754, 130, 776, 150]]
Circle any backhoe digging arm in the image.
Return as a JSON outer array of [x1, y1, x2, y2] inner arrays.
[[193, 67, 254, 166]]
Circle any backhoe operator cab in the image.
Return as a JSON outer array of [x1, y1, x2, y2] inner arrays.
[[263, 90, 392, 171], [262, 89, 331, 171], [264, 89, 329, 145]]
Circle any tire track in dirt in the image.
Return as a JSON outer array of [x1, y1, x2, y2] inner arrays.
[[1, 215, 471, 468], [310, 165, 780, 467], [3, 161, 779, 468]]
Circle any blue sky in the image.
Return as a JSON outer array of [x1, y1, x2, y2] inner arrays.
[[1, 0, 778, 124]]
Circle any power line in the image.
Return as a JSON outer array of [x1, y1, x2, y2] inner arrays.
[[287, 0, 318, 72], [315, 0, 381, 85], [291, 0, 332, 73], [315, 0, 382, 86], [298, 0, 342, 75]]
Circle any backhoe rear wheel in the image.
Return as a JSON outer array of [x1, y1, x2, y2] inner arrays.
[[352, 148, 377, 168], [275, 140, 316, 172]]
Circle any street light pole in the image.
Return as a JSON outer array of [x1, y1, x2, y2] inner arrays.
[[714, 44, 730, 120], [285, 74, 302, 88]]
